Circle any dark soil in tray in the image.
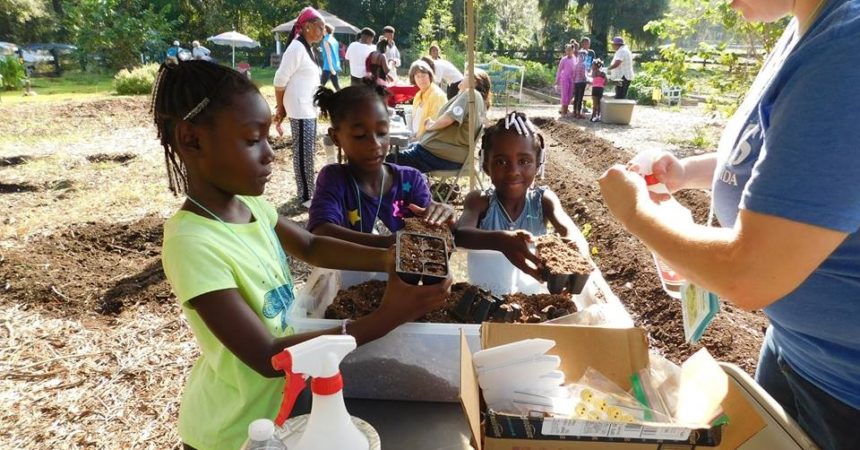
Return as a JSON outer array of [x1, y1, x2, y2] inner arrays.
[[402, 216, 455, 252], [324, 280, 576, 324], [531, 117, 767, 375], [536, 234, 593, 275], [397, 232, 448, 277]]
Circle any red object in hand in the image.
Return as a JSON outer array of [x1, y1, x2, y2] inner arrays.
[[386, 85, 420, 107], [644, 174, 660, 186]]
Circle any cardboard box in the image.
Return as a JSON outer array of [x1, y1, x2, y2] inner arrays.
[[459, 323, 778, 449]]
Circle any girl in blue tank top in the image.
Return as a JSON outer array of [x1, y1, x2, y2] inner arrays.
[[455, 112, 589, 281]]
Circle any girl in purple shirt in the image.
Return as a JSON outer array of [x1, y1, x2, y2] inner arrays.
[[308, 82, 454, 248]]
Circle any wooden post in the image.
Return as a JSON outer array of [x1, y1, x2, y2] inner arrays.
[[466, 0, 477, 190]]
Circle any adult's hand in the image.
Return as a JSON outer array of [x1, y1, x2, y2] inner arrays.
[[627, 151, 686, 202], [274, 105, 287, 136], [598, 164, 651, 228]]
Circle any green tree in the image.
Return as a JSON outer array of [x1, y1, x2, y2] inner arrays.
[[584, 0, 669, 57], [0, 0, 62, 43], [324, 0, 429, 52], [417, 0, 456, 45], [642, 0, 788, 115], [63, 0, 178, 69]]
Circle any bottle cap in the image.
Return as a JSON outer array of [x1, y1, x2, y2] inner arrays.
[[630, 151, 670, 194], [248, 418, 275, 441]]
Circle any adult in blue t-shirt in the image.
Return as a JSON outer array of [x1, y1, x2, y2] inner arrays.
[[598, 1, 860, 448], [320, 24, 342, 91]]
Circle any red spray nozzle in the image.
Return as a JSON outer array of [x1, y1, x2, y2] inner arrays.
[[271, 350, 308, 427]]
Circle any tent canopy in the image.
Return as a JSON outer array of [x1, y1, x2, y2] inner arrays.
[[273, 10, 360, 35]]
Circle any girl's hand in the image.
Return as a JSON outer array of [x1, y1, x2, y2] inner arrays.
[[499, 230, 544, 281], [379, 248, 452, 322], [424, 118, 435, 131], [598, 165, 651, 228], [553, 84, 559, 93], [408, 202, 455, 226]]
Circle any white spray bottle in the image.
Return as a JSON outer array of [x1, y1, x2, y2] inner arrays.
[[630, 150, 693, 299], [271, 335, 369, 450]]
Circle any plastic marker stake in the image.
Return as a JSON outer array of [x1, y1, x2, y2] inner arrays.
[[472, 338, 556, 370]]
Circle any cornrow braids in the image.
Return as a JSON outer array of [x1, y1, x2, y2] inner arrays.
[[480, 111, 546, 175], [313, 81, 389, 128], [150, 60, 260, 195]]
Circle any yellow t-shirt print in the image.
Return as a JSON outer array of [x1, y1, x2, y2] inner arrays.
[[348, 208, 361, 226]]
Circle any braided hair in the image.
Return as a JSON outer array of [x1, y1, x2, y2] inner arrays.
[[313, 81, 389, 128], [150, 60, 260, 195], [480, 111, 546, 176]]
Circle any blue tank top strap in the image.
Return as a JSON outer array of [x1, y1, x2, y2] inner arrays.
[[479, 186, 547, 236]]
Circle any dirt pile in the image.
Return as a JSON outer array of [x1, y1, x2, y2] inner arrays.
[[0, 217, 171, 316]]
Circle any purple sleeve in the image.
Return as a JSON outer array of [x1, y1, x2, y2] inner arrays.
[[307, 165, 348, 232], [404, 167, 431, 208]]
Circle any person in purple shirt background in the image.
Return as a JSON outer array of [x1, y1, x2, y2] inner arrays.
[[309, 82, 454, 248]]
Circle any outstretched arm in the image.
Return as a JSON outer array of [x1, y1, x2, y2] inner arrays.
[[542, 189, 589, 255], [275, 216, 388, 271], [454, 191, 543, 279]]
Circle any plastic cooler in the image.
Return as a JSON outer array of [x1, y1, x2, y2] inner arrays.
[[720, 363, 818, 449], [289, 269, 481, 403], [290, 251, 632, 402], [601, 98, 636, 125], [465, 249, 545, 295]]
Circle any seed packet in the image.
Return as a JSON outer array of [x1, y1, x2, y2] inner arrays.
[[680, 282, 720, 344]]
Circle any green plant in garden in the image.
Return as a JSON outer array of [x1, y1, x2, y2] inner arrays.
[[689, 126, 713, 149], [627, 71, 659, 105], [581, 223, 593, 238], [642, 0, 788, 116], [114, 63, 159, 95], [0, 57, 27, 90]]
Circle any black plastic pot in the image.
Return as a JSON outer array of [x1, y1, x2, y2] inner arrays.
[[545, 271, 591, 295]]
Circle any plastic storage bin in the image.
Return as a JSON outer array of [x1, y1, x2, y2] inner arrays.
[[291, 253, 630, 402], [290, 269, 481, 403], [601, 98, 636, 125], [465, 249, 546, 295]]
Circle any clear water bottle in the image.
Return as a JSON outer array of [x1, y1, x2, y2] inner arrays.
[[629, 151, 693, 300], [240, 419, 288, 450], [651, 198, 693, 299]]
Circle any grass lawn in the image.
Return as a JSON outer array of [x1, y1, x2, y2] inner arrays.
[[1, 70, 119, 104], [1, 66, 352, 104]]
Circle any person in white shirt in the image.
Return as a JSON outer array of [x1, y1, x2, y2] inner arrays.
[[273, 6, 325, 207], [345, 28, 376, 85], [191, 40, 211, 61], [429, 43, 464, 99], [608, 36, 634, 99], [382, 26, 401, 69]]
